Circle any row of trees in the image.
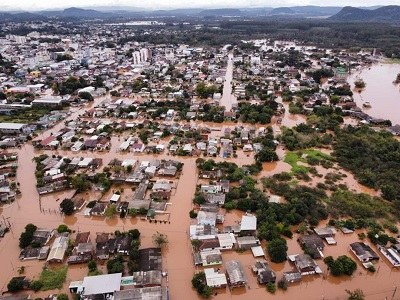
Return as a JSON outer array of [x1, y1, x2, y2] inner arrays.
[[333, 126, 400, 207]]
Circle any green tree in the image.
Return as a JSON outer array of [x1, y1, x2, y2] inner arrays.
[[57, 224, 70, 233], [57, 294, 69, 300], [192, 272, 213, 298], [79, 91, 94, 101], [267, 238, 288, 263], [324, 255, 357, 276], [7, 277, 24, 292], [152, 232, 168, 248], [30, 280, 43, 291], [60, 199, 75, 215], [104, 204, 117, 218], [88, 260, 97, 272], [266, 283, 276, 294], [346, 289, 365, 300], [107, 256, 124, 274], [128, 229, 141, 239], [70, 175, 91, 192]]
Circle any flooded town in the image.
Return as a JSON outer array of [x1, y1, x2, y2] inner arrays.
[[0, 5, 400, 300]]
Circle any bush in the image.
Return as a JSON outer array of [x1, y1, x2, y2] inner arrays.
[[60, 199, 75, 215], [39, 267, 68, 290], [367, 265, 376, 273], [7, 278, 24, 292], [127, 229, 140, 239], [324, 255, 357, 276], [267, 238, 288, 263], [192, 272, 213, 298], [30, 280, 43, 291], [19, 223, 38, 248], [266, 283, 276, 294], [107, 256, 124, 274], [189, 210, 198, 218], [57, 224, 70, 233], [88, 260, 97, 272], [57, 294, 68, 300], [277, 279, 288, 290]]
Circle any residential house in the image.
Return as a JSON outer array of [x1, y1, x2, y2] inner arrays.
[[225, 260, 246, 288], [139, 248, 162, 271], [236, 236, 260, 250], [240, 213, 257, 235], [71, 273, 122, 299], [129, 270, 162, 287], [298, 234, 324, 259], [132, 143, 145, 153], [350, 242, 379, 263], [204, 268, 227, 288], [47, 235, 69, 263], [205, 193, 226, 206], [194, 249, 223, 267], [293, 254, 320, 275], [113, 286, 168, 300], [378, 246, 400, 267], [96, 233, 111, 260], [252, 260, 276, 284], [197, 211, 217, 227]]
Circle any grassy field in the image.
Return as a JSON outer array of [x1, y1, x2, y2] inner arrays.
[[0, 108, 52, 123], [39, 266, 68, 291], [284, 149, 332, 174]]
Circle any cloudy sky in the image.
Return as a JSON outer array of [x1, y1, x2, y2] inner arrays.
[[1, 0, 399, 11]]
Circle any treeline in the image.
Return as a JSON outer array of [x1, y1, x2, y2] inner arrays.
[[122, 21, 400, 58], [333, 126, 400, 207]]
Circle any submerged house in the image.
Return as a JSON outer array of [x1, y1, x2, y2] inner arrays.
[[293, 254, 320, 275], [47, 235, 69, 263], [252, 260, 276, 284], [225, 260, 246, 288], [204, 268, 227, 288], [350, 242, 379, 263], [298, 234, 324, 259]]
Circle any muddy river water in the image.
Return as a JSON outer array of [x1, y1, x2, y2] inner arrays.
[[1, 81, 400, 300], [348, 62, 400, 125]]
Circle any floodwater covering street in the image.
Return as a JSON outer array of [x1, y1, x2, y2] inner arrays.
[[220, 53, 237, 112], [1, 64, 400, 300]]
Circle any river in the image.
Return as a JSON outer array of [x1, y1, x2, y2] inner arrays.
[[348, 62, 400, 125]]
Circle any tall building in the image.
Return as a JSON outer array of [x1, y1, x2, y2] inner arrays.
[[133, 51, 141, 65], [140, 48, 149, 62]]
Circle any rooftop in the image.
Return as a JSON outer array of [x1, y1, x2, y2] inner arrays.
[[81, 273, 122, 296]]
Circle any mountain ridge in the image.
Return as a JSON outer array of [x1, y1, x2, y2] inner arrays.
[[329, 5, 400, 22]]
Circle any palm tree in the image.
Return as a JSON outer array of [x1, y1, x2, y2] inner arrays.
[[152, 231, 168, 248]]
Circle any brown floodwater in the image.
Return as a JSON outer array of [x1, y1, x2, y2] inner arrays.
[[0, 92, 398, 300], [348, 63, 400, 125], [220, 53, 237, 112]]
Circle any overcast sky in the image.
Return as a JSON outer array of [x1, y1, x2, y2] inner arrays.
[[1, 0, 400, 11]]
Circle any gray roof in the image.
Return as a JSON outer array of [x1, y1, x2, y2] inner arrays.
[[0, 123, 26, 130], [82, 273, 122, 296], [240, 214, 257, 231], [114, 286, 168, 300], [225, 260, 246, 284]]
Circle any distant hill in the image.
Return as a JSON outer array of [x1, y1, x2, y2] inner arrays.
[[269, 7, 295, 15], [329, 5, 400, 22], [290, 6, 342, 16], [199, 9, 242, 16], [0, 12, 45, 22], [40, 7, 113, 19]]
